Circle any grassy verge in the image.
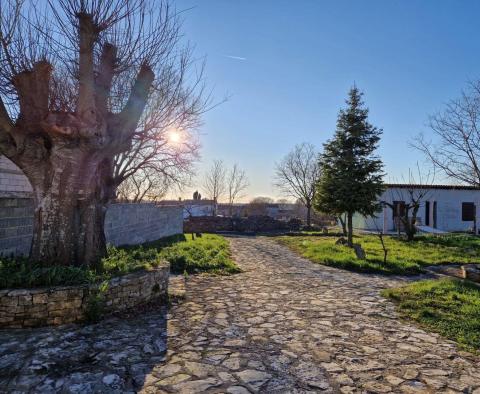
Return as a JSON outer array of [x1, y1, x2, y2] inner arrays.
[[382, 278, 480, 351], [277, 234, 480, 275], [0, 234, 239, 289]]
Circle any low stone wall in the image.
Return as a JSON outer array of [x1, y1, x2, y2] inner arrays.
[[0, 262, 169, 328], [0, 200, 183, 257], [184, 215, 302, 233]]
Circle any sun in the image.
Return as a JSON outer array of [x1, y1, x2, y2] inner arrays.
[[167, 129, 182, 144]]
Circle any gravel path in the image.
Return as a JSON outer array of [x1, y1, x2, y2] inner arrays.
[[1, 236, 479, 393]]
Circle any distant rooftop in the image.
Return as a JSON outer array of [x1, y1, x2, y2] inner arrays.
[[385, 183, 480, 191]]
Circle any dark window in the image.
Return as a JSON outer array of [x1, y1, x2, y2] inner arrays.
[[462, 202, 475, 221], [425, 201, 430, 226]]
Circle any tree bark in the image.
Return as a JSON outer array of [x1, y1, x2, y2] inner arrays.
[[306, 203, 312, 228], [24, 148, 114, 268], [347, 212, 353, 247], [30, 190, 107, 268]]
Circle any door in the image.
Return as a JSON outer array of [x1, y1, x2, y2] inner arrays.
[[392, 201, 405, 231]]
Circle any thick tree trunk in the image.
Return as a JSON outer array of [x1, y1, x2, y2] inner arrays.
[[30, 193, 107, 267], [347, 212, 353, 247], [25, 150, 114, 268]]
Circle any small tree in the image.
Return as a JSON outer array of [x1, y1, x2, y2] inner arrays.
[[274, 143, 321, 227], [315, 86, 384, 247], [202, 160, 226, 216], [382, 169, 433, 241], [227, 164, 249, 216], [246, 196, 273, 216], [193, 190, 202, 200]]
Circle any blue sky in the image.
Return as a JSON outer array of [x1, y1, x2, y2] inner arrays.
[[172, 0, 480, 201]]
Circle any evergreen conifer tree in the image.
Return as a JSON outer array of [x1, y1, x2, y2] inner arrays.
[[315, 86, 384, 247]]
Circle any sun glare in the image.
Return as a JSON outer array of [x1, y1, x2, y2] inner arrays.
[[167, 129, 182, 144]]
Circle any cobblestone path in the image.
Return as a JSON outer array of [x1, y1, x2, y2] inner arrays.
[[1, 236, 479, 393]]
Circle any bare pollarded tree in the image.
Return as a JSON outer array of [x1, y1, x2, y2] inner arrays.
[[202, 159, 227, 216], [414, 81, 480, 186], [382, 167, 434, 241], [227, 163, 248, 216], [274, 142, 321, 227], [0, 0, 207, 266]]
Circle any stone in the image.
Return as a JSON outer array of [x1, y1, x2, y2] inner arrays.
[[102, 374, 120, 386], [336, 237, 348, 245], [227, 386, 251, 394], [173, 378, 221, 393], [400, 381, 428, 393], [321, 362, 343, 372], [363, 381, 392, 393], [236, 369, 271, 391], [352, 244, 366, 259], [313, 349, 331, 362], [385, 375, 404, 385], [157, 373, 191, 386], [461, 265, 480, 282], [335, 374, 354, 385], [153, 363, 181, 378], [223, 357, 242, 370], [183, 361, 214, 378], [403, 369, 419, 380]]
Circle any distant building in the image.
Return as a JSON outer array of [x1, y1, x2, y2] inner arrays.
[[354, 184, 480, 233], [158, 199, 215, 219]]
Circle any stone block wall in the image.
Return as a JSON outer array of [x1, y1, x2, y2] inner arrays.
[[0, 201, 183, 257], [184, 215, 302, 233], [0, 263, 169, 328]]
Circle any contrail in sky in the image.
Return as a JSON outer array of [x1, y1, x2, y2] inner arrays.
[[225, 55, 247, 61]]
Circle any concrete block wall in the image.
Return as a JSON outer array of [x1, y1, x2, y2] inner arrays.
[[0, 156, 32, 195], [0, 201, 183, 257], [0, 198, 34, 257], [105, 203, 184, 246]]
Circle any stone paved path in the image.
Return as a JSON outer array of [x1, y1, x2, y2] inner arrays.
[[1, 236, 479, 393]]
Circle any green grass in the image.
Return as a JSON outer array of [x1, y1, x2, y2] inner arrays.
[[157, 234, 240, 275], [277, 233, 480, 275], [382, 278, 480, 351], [0, 234, 239, 289]]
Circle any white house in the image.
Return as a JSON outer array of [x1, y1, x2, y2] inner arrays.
[[354, 184, 480, 233]]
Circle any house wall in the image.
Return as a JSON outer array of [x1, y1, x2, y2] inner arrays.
[[356, 187, 480, 232], [0, 200, 183, 257]]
